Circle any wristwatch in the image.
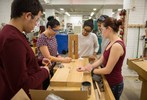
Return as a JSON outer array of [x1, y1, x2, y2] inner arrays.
[[91, 68, 95, 76]]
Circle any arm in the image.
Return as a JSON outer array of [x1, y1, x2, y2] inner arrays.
[[93, 34, 99, 57], [3, 39, 49, 92], [91, 55, 104, 68], [39, 46, 71, 63], [93, 43, 124, 74]]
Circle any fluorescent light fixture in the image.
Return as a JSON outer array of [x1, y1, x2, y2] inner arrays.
[[44, 0, 50, 3], [93, 8, 97, 11], [43, 12, 46, 15], [60, 8, 64, 11], [90, 12, 94, 16], [65, 12, 70, 16], [89, 16, 92, 19], [118, 9, 122, 11]]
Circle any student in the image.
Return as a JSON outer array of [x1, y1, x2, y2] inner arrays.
[[77, 17, 126, 100], [78, 19, 99, 60], [0, 0, 50, 99], [37, 16, 72, 89], [97, 15, 110, 54]]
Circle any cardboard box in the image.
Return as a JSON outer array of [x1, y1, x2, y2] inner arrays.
[[12, 89, 88, 100]]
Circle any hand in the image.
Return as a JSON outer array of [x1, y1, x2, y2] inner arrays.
[[76, 66, 86, 72], [85, 64, 93, 72], [89, 55, 96, 62], [63, 57, 72, 63], [42, 58, 52, 66], [41, 66, 50, 74], [57, 55, 62, 58]]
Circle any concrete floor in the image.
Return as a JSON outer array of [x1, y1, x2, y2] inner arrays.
[[120, 76, 142, 100]]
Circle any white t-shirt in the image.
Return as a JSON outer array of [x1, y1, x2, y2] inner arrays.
[[78, 32, 99, 57]]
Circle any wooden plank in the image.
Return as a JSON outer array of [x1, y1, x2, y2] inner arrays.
[[102, 75, 115, 100], [68, 34, 78, 59], [83, 73, 96, 100], [127, 58, 147, 100], [127, 59, 147, 80], [68, 35, 73, 58], [67, 64, 83, 87], [95, 81, 102, 99], [50, 68, 70, 86], [140, 81, 147, 100]]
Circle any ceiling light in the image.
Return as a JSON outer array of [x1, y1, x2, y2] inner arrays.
[[89, 16, 92, 19], [60, 8, 64, 11], [65, 12, 70, 16], [43, 12, 46, 15], [44, 0, 50, 3], [90, 12, 95, 16], [93, 8, 97, 11], [118, 9, 122, 11]]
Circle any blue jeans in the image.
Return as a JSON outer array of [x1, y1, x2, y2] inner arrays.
[[110, 82, 124, 100]]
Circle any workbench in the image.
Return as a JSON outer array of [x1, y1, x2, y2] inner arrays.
[[127, 58, 147, 100], [48, 58, 115, 100]]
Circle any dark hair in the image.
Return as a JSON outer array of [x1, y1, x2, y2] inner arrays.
[[11, 0, 43, 19], [83, 19, 93, 30], [103, 17, 122, 33], [46, 16, 60, 28], [97, 15, 109, 23]]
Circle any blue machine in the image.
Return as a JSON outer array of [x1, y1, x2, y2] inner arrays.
[[55, 34, 68, 54]]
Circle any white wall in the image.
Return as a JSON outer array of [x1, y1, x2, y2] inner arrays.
[[122, 0, 147, 76], [64, 15, 82, 33], [95, 9, 113, 18], [0, 0, 11, 24]]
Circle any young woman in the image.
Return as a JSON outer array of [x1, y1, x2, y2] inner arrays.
[[37, 16, 72, 89], [78, 19, 99, 60], [77, 17, 126, 100]]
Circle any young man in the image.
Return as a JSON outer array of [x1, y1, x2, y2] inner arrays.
[[78, 19, 99, 60], [0, 0, 50, 99]]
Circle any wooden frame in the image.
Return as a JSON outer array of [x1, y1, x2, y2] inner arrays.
[[68, 34, 78, 59]]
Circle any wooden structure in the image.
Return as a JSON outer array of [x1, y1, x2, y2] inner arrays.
[[68, 34, 78, 59], [48, 58, 115, 100], [127, 58, 147, 100]]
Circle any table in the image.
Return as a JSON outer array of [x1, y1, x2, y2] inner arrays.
[[127, 58, 147, 100], [48, 58, 96, 100], [48, 58, 114, 100]]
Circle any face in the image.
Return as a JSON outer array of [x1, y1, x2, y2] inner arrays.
[[48, 25, 60, 36], [97, 22, 102, 32], [82, 26, 92, 36], [23, 11, 42, 33], [100, 24, 109, 38]]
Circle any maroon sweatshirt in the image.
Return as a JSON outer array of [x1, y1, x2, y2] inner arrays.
[[0, 25, 49, 100]]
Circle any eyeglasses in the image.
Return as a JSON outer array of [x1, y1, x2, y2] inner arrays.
[[83, 28, 91, 33], [31, 14, 40, 23], [101, 27, 107, 32], [52, 29, 59, 33], [97, 15, 108, 22]]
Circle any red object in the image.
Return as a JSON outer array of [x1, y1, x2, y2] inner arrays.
[[39, 26, 45, 33], [0, 25, 49, 100], [120, 31, 124, 35], [103, 40, 126, 86]]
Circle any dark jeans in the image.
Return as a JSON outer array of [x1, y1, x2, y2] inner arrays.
[[110, 81, 124, 100]]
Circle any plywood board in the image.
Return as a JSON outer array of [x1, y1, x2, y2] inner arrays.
[[50, 68, 70, 86]]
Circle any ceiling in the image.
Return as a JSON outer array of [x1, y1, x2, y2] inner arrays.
[[39, 0, 123, 16]]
